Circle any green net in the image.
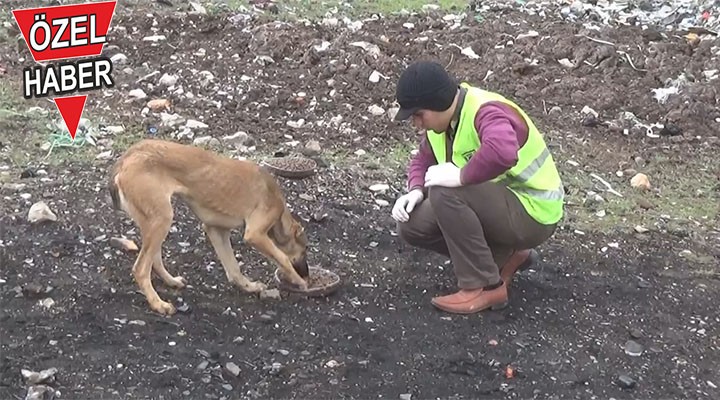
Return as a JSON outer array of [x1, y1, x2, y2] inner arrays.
[[43, 121, 95, 159]]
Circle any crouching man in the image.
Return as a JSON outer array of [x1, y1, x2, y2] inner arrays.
[[391, 61, 565, 314]]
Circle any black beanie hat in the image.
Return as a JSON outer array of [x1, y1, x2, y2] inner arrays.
[[394, 60, 458, 121]]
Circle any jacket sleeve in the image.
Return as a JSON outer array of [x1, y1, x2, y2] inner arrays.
[[459, 102, 527, 185]]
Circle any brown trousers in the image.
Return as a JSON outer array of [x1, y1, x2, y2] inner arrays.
[[396, 182, 558, 289]]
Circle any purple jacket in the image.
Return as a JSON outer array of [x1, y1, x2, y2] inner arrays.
[[407, 101, 530, 192]]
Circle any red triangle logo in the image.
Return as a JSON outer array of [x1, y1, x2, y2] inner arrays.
[[53, 95, 87, 139]]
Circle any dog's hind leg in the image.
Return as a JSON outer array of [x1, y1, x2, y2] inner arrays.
[[152, 250, 186, 289], [120, 181, 177, 315], [133, 215, 176, 315], [203, 224, 267, 293]]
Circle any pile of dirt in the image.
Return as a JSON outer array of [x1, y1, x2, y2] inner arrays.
[[88, 6, 718, 152]]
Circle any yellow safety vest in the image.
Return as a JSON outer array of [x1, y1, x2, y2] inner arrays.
[[426, 83, 565, 225]]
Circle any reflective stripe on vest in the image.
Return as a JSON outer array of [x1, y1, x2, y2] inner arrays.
[[425, 83, 564, 225], [498, 147, 565, 201], [515, 147, 550, 182]]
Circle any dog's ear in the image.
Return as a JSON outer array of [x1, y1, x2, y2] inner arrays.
[[291, 219, 305, 238], [289, 211, 308, 232], [269, 219, 291, 245], [289, 211, 301, 222]]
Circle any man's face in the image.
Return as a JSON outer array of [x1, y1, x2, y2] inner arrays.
[[411, 109, 447, 133]]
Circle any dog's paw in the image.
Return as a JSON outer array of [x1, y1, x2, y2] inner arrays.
[[292, 277, 309, 291], [167, 276, 186, 289], [151, 300, 176, 315]]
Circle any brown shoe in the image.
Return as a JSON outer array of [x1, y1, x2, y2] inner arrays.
[[430, 283, 508, 314], [500, 249, 538, 287]]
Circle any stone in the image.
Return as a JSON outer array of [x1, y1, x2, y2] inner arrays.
[[368, 105, 385, 116], [630, 173, 651, 190], [617, 374, 636, 389], [110, 53, 128, 64], [260, 288, 281, 300], [159, 73, 179, 86], [624, 340, 644, 356], [303, 140, 322, 156], [186, 119, 209, 129], [222, 131, 250, 146], [28, 201, 57, 223], [225, 362, 241, 377], [147, 99, 171, 112], [110, 237, 139, 251]]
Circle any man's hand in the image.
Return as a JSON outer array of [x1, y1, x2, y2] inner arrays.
[[424, 162, 462, 188], [391, 189, 424, 223]]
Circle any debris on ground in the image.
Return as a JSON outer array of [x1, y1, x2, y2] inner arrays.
[[110, 237, 139, 252], [0, 1, 717, 400], [630, 173, 651, 190], [27, 201, 57, 223], [260, 288, 281, 300], [21, 368, 57, 385], [478, 0, 720, 32]]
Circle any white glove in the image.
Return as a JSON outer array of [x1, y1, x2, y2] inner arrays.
[[424, 162, 462, 188], [391, 189, 424, 223]]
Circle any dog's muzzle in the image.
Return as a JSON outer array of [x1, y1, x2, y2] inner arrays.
[[292, 256, 309, 278]]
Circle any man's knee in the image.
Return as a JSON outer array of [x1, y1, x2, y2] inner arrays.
[[397, 220, 421, 245]]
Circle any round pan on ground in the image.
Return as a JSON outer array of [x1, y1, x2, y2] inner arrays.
[[261, 156, 317, 179], [274, 266, 341, 297]]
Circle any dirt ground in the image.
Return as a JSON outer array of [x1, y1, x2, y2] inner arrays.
[[1, 1, 719, 399]]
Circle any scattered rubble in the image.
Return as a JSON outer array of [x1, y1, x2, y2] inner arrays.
[[27, 201, 57, 223], [128, 88, 147, 99], [260, 288, 281, 300], [21, 368, 58, 385], [147, 99, 171, 112], [482, 0, 720, 32], [618, 374, 637, 389], [193, 136, 221, 148], [630, 173, 651, 190], [225, 362, 241, 377], [110, 237, 139, 252], [0, 2, 717, 400]]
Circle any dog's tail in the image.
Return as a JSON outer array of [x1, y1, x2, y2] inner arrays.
[[108, 164, 122, 211]]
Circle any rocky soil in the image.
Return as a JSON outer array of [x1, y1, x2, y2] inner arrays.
[[0, 1, 718, 399]]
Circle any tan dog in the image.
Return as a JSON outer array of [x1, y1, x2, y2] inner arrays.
[[108, 139, 310, 315]]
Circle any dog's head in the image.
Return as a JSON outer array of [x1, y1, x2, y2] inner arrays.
[[270, 210, 310, 278]]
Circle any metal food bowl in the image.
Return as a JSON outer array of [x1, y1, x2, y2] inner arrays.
[[273, 266, 341, 297], [261, 156, 317, 179]]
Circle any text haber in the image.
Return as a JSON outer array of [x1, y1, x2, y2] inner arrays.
[[24, 57, 114, 99]]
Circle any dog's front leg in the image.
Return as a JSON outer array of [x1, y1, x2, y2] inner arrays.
[[152, 250, 186, 289], [203, 225, 267, 293], [243, 229, 308, 290]]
